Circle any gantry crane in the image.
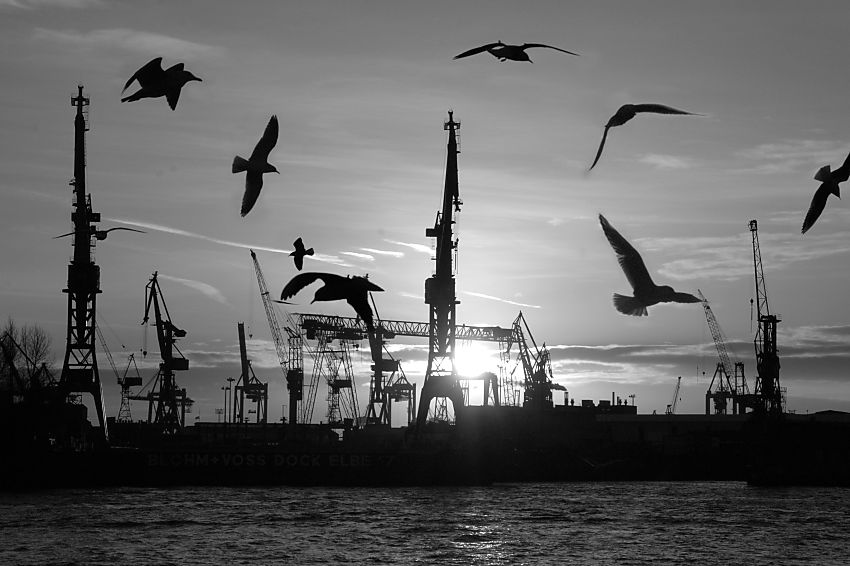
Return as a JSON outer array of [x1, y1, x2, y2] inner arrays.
[[132, 272, 192, 433], [698, 290, 746, 415], [250, 249, 303, 425], [95, 324, 142, 423], [296, 313, 557, 418], [744, 220, 784, 414]]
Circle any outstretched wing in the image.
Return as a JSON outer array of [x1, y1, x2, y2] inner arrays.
[[240, 172, 264, 216], [280, 272, 341, 301], [347, 295, 375, 330], [802, 183, 831, 234], [830, 151, 850, 183], [521, 43, 579, 56], [589, 126, 610, 171], [599, 214, 655, 293], [670, 291, 701, 304], [123, 57, 164, 92], [104, 227, 146, 234], [632, 103, 696, 116], [453, 42, 502, 59], [250, 115, 279, 162]]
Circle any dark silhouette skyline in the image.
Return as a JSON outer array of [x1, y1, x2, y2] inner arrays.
[[802, 151, 850, 234], [280, 272, 383, 331], [290, 237, 314, 271], [599, 214, 700, 316], [453, 41, 578, 62], [120, 57, 202, 111], [232, 115, 279, 217], [589, 104, 698, 171]]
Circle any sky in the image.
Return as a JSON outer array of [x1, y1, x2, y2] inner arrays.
[[2, 0, 850, 424]]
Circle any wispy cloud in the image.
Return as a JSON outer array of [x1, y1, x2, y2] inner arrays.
[[737, 139, 850, 175], [158, 274, 229, 305], [361, 248, 404, 258], [464, 291, 541, 309], [385, 239, 432, 255], [32, 27, 222, 59], [637, 229, 850, 281], [638, 153, 694, 170], [2, 0, 101, 9], [341, 251, 375, 261], [109, 217, 353, 267]]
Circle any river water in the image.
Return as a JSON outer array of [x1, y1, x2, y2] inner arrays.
[[2, 482, 849, 565]]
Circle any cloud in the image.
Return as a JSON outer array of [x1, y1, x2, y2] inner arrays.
[[638, 154, 694, 170], [341, 251, 375, 261], [2, 0, 101, 9], [385, 239, 432, 255], [463, 291, 541, 309], [637, 229, 850, 282], [737, 139, 850, 175], [361, 248, 404, 258], [32, 28, 222, 59], [158, 274, 229, 305], [109, 217, 353, 267]]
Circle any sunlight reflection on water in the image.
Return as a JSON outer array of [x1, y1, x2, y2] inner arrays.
[[2, 482, 850, 565]]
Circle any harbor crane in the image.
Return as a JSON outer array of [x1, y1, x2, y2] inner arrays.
[[58, 86, 108, 441], [132, 272, 192, 433], [250, 249, 303, 425], [666, 376, 682, 415], [698, 290, 746, 414], [232, 322, 268, 423], [742, 220, 784, 414], [418, 111, 465, 426]]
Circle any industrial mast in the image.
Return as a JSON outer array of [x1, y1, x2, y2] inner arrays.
[[417, 111, 465, 427], [58, 85, 108, 441], [747, 220, 783, 414]]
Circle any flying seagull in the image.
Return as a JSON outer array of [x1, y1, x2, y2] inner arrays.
[[53, 227, 145, 240], [589, 104, 698, 171], [280, 272, 383, 331], [599, 214, 700, 316], [233, 115, 279, 217], [802, 151, 850, 234], [453, 41, 578, 62], [121, 57, 201, 111], [290, 237, 314, 271]]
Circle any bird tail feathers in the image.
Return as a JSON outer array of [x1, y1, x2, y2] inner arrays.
[[232, 156, 249, 174], [613, 294, 648, 316]]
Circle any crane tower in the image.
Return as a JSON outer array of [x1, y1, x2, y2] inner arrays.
[[747, 220, 783, 414], [417, 111, 465, 427], [58, 85, 108, 441]]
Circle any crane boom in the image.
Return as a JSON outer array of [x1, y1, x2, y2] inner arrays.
[[250, 250, 288, 377]]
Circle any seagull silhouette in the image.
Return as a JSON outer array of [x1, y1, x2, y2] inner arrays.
[[290, 237, 314, 271], [53, 227, 145, 240], [121, 57, 201, 111], [280, 272, 383, 331], [589, 104, 698, 171], [802, 151, 850, 234], [453, 41, 578, 62], [233, 115, 279, 217], [599, 214, 700, 316]]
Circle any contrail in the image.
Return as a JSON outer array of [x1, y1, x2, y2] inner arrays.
[[110, 217, 351, 266], [464, 291, 541, 309]]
